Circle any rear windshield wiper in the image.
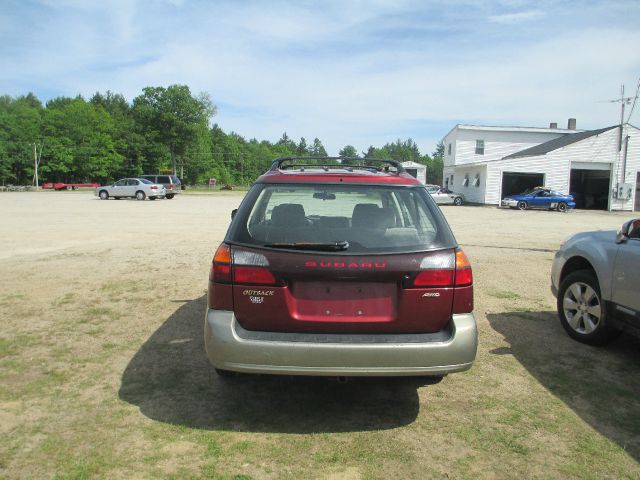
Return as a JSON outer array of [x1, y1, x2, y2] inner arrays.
[[264, 241, 349, 251]]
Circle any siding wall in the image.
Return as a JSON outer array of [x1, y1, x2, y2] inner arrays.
[[452, 165, 487, 203], [444, 128, 568, 167]]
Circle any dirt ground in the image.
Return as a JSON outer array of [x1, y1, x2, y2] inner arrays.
[[1, 191, 639, 479]]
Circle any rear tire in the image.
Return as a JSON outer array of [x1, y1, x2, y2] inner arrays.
[[557, 202, 568, 212], [165, 194, 174, 199], [557, 270, 620, 345], [99, 190, 109, 200], [135, 190, 146, 201], [517, 201, 528, 210]]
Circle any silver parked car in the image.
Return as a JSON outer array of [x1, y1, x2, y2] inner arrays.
[[426, 184, 465, 206], [551, 218, 640, 344], [95, 178, 166, 201]]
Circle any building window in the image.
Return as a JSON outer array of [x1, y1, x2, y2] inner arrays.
[[448, 143, 452, 155], [472, 173, 480, 187], [462, 175, 469, 187], [475, 139, 485, 155]]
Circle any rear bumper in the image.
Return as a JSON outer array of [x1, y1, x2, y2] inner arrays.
[[204, 309, 477, 376]]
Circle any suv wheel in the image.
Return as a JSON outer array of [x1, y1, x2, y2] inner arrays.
[[165, 194, 174, 199], [453, 197, 463, 206], [557, 270, 619, 345], [135, 190, 146, 201], [517, 201, 527, 210]]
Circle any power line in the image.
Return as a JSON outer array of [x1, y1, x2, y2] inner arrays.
[[625, 76, 640, 123]]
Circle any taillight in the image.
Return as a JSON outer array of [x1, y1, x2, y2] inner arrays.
[[234, 266, 276, 285], [150, 185, 157, 190], [232, 250, 276, 285], [410, 249, 472, 288], [211, 246, 277, 285], [454, 249, 473, 286], [212, 244, 232, 283]]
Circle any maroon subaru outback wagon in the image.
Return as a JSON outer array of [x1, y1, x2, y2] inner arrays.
[[205, 157, 477, 377]]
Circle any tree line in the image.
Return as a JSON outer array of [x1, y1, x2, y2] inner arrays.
[[0, 85, 444, 186]]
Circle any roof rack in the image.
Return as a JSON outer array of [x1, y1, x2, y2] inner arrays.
[[269, 156, 406, 174]]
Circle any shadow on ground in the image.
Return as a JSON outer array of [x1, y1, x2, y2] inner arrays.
[[119, 296, 424, 433], [488, 310, 640, 460]]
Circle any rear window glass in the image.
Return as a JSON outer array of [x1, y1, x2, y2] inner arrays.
[[157, 176, 171, 183], [228, 184, 456, 253]]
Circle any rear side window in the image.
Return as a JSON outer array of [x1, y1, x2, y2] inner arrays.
[[171, 176, 181, 184], [228, 184, 456, 253]]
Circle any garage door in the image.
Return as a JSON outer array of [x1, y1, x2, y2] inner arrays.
[[570, 169, 610, 210], [501, 172, 544, 198]]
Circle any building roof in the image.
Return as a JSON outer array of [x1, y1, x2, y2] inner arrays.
[[441, 123, 582, 140], [503, 126, 618, 159]]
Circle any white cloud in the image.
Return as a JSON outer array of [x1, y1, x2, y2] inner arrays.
[[488, 9, 543, 24]]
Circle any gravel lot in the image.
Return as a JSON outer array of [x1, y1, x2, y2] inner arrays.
[[1, 191, 639, 479]]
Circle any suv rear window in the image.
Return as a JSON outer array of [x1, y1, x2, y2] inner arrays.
[[228, 184, 456, 253], [157, 176, 171, 183]]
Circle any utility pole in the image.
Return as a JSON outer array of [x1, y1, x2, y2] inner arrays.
[[604, 84, 634, 151], [32, 142, 43, 190]]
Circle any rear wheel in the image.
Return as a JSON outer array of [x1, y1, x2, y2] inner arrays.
[[149, 196, 157, 200], [135, 190, 146, 201], [453, 197, 463, 206], [517, 201, 528, 210], [557, 270, 619, 345], [165, 194, 174, 199], [99, 190, 109, 200], [557, 202, 568, 212]]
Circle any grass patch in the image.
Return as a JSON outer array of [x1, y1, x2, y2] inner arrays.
[[491, 290, 521, 300]]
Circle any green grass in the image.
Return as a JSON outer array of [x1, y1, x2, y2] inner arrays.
[[490, 290, 521, 300]]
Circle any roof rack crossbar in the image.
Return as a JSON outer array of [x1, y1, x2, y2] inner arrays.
[[270, 156, 406, 174]]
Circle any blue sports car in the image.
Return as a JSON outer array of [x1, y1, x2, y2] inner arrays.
[[501, 187, 576, 212]]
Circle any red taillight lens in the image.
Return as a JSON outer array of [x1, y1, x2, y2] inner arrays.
[[414, 270, 454, 287], [233, 266, 276, 285], [150, 185, 157, 190], [455, 250, 473, 286], [212, 244, 232, 283]]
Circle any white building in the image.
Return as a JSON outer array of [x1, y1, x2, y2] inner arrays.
[[401, 161, 427, 184], [442, 120, 640, 211]]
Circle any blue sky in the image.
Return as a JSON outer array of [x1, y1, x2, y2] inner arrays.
[[1, 0, 639, 155]]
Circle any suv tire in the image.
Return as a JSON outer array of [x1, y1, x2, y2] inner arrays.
[[166, 194, 174, 199], [557, 270, 620, 345]]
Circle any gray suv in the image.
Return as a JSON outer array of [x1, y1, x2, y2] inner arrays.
[[551, 218, 640, 344], [140, 175, 181, 199]]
